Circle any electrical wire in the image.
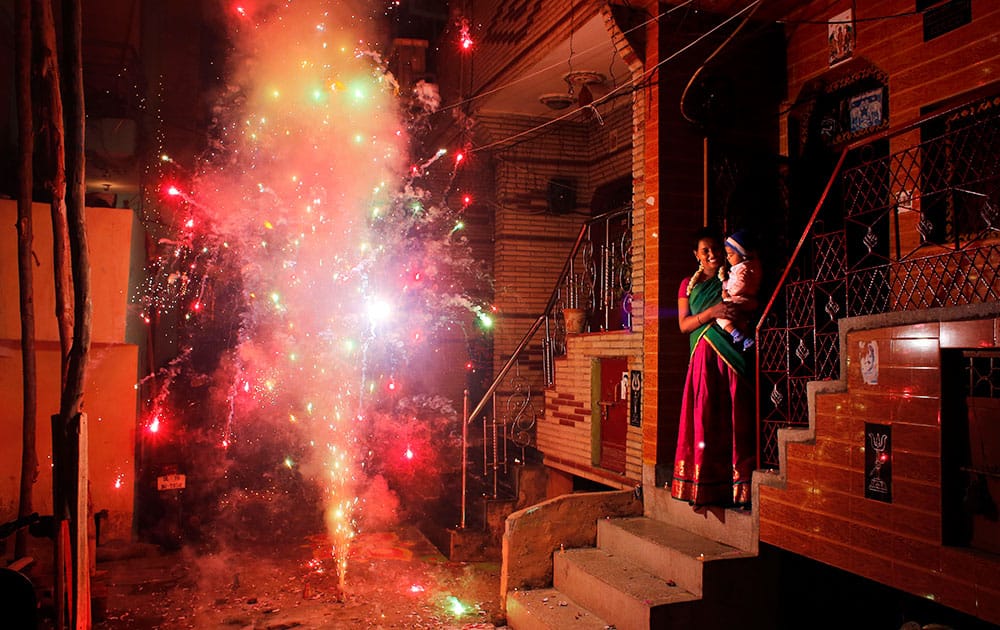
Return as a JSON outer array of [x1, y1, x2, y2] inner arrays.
[[471, 1, 761, 154], [435, 0, 697, 116], [679, 0, 762, 124], [779, 8, 924, 24]]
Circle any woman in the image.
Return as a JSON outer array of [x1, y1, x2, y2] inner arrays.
[[671, 228, 756, 508]]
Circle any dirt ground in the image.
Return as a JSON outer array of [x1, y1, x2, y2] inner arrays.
[[48, 526, 505, 630]]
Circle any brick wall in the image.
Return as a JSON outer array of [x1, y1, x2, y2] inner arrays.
[[762, 2, 1000, 623], [538, 332, 643, 487], [759, 317, 1000, 624], [482, 102, 636, 473], [460, 1, 643, 486], [782, 1, 1000, 154]]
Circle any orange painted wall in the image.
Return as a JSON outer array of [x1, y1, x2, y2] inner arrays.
[[1, 200, 139, 542], [0, 343, 138, 541], [0, 201, 134, 344]]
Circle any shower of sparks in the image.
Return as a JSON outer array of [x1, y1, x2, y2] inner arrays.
[[133, 0, 490, 593]]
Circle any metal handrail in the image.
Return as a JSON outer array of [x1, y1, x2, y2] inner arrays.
[[466, 206, 629, 425], [460, 206, 631, 527]]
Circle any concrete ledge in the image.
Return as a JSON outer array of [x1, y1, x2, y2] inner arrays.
[[554, 548, 698, 630], [506, 587, 609, 630], [500, 489, 641, 613], [598, 517, 752, 597]]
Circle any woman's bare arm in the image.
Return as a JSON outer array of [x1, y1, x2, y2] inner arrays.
[[678, 298, 735, 334]]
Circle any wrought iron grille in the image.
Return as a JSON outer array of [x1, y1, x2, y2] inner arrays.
[[552, 207, 633, 350], [466, 205, 634, 516], [758, 90, 1000, 469], [965, 350, 1000, 399]]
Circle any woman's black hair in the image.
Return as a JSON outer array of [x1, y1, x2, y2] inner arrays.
[[691, 226, 723, 250]]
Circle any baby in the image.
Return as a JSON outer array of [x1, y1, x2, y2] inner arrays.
[[718, 230, 761, 350]]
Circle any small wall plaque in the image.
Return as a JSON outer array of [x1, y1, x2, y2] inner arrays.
[[865, 423, 892, 502], [629, 370, 642, 427]]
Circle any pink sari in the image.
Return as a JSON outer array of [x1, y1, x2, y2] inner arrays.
[[671, 278, 755, 507]]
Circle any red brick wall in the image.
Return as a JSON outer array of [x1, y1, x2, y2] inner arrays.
[[760, 318, 1000, 624], [434, 0, 645, 485], [482, 106, 636, 472], [782, 0, 1000, 154]]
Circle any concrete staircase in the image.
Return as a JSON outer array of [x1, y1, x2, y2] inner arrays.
[[506, 486, 774, 630]]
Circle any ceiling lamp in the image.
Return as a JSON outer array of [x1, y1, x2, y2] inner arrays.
[[539, 93, 575, 110], [563, 70, 606, 90]]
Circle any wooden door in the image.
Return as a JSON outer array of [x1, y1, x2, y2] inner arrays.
[[597, 357, 628, 474]]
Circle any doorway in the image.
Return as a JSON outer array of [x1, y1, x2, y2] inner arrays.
[[594, 357, 628, 474]]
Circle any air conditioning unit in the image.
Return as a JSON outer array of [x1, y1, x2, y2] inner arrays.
[[547, 177, 576, 215]]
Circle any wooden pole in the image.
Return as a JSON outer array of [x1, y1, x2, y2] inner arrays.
[[61, 0, 92, 626], [35, 0, 74, 377], [14, 0, 39, 562]]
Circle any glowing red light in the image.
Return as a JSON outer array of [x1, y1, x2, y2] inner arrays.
[[459, 19, 473, 50], [149, 416, 160, 433], [235, 5, 247, 17], [465, 361, 474, 370], [462, 194, 472, 205], [404, 447, 414, 460], [185, 218, 195, 228], [167, 185, 181, 196], [454, 152, 465, 164], [388, 381, 396, 391], [192, 301, 202, 312]]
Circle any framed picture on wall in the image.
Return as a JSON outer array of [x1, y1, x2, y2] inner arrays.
[[828, 9, 855, 66], [849, 88, 885, 133]]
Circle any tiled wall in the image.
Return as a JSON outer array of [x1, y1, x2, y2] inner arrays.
[[759, 317, 1000, 625]]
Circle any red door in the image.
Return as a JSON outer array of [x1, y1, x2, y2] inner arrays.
[[598, 357, 628, 474]]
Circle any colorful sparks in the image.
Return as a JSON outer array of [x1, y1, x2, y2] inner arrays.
[[133, 0, 491, 593]]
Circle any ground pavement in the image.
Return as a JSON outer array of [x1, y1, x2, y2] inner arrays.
[[56, 525, 505, 630]]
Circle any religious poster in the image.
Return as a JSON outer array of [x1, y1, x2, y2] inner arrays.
[[849, 88, 884, 133], [860, 340, 879, 385], [865, 423, 892, 502], [629, 370, 642, 427], [828, 9, 855, 67]]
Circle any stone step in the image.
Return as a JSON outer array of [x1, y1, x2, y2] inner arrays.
[[643, 485, 756, 552], [597, 517, 754, 597], [553, 547, 699, 630], [505, 587, 610, 630]]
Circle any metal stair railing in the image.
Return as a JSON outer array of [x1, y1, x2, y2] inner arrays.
[[756, 91, 1000, 469], [460, 206, 633, 527]]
